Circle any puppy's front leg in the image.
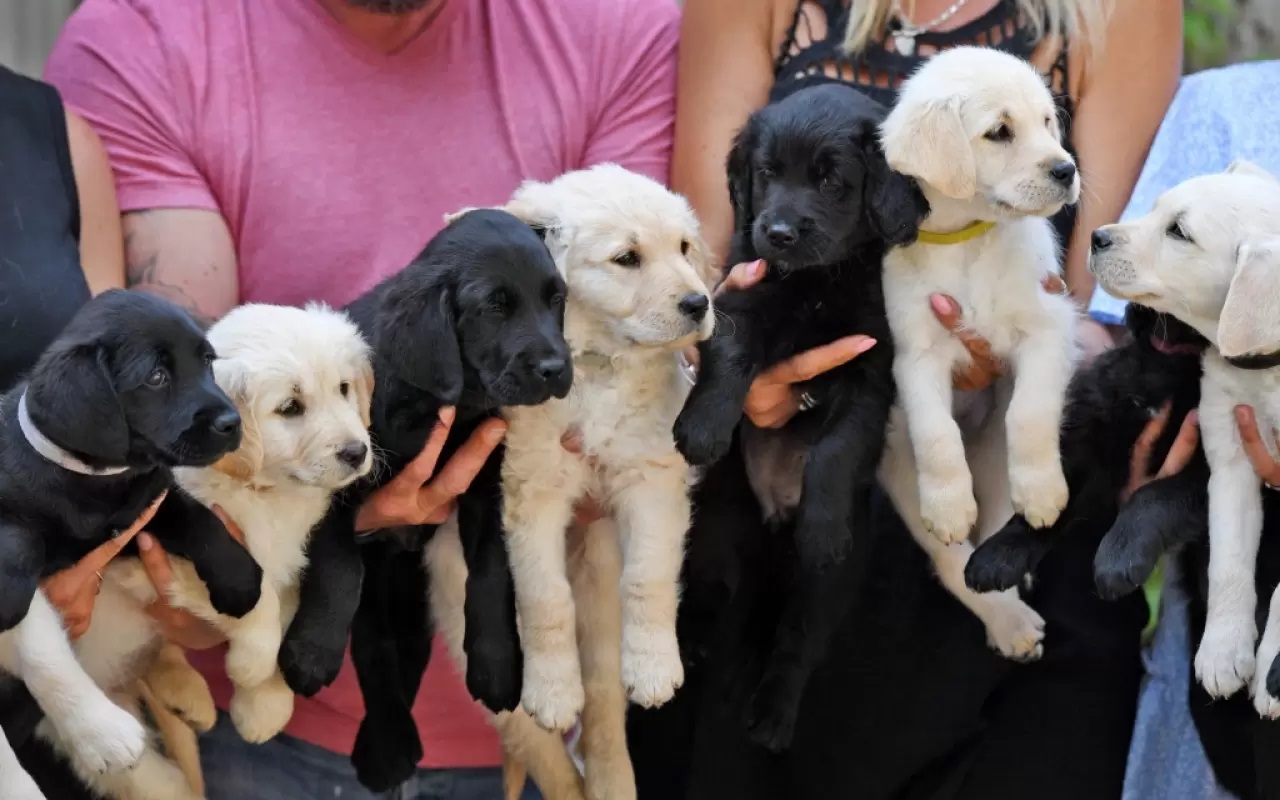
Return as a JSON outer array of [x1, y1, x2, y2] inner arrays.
[[674, 303, 765, 466], [503, 455, 584, 732], [896, 351, 975, 543], [613, 454, 692, 710], [150, 490, 263, 618], [0, 521, 42, 633], [1196, 390, 1263, 698], [0, 591, 147, 776], [1006, 331, 1073, 529]]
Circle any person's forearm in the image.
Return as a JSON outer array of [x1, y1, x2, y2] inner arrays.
[[123, 209, 240, 323]]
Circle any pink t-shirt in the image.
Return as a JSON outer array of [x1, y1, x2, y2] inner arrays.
[[46, 0, 677, 769]]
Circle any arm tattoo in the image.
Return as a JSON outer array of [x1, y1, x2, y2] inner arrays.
[[123, 216, 213, 327]]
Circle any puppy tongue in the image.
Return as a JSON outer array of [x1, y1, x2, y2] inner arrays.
[[1149, 334, 1203, 356]]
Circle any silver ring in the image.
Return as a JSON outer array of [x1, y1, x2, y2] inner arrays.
[[797, 390, 817, 412], [677, 351, 697, 387], [1266, 481, 1280, 492]]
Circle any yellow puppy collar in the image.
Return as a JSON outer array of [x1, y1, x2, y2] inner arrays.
[[915, 220, 996, 245]]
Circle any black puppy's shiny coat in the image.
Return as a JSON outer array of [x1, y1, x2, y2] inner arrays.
[[672, 84, 925, 752], [965, 304, 1209, 599], [0, 290, 261, 636], [277, 210, 570, 791]]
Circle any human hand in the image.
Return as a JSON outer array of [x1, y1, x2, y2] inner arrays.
[[1122, 402, 1200, 503], [139, 505, 246, 651], [685, 260, 877, 429], [42, 491, 167, 639], [560, 429, 607, 527], [930, 274, 1073, 392], [355, 408, 508, 532], [1235, 405, 1280, 488]]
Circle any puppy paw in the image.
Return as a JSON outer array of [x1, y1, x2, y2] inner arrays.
[[622, 626, 684, 708], [742, 673, 800, 754], [1254, 652, 1280, 720], [206, 576, 263, 620], [964, 519, 1040, 593], [673, 405, 735, 467], [918, 472, 977, 545], [150, 670, 217, 734], [1195, 622, 1256, 699], [1093, 519, 1162, 602], [465, 638, 523, 714], [1009, 461, 1069, 530], [978, 591, 1046, 662], [226, 628, 282, 689], [351, 711, 422, 793], [521, 652, 585, 733], [230, 673, 294, 743], [61, 697, 147, 774], [278, 636, 345, 698]]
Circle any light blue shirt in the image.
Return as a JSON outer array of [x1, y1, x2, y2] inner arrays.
[[1088, 60, 1280, 325]]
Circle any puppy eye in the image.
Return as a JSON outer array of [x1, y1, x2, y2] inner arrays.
[[757, 166, 776, 179], [1166, 220, 1192, 243], [820, 173, 843, 193], [680, 240, 690, 256], [144, 368, 169, 389], [612, 250, 641, 268], [550, 293, 565, 310], [339, 382, 350, 397], [277, 399, 305, 418], [983, 123, 1013, 143], [202, 352, 216, 366], [484, 290, 511, 315]]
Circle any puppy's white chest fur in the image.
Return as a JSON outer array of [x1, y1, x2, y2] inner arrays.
[[882, 218, 1070, 367], [1203, 356, 1280, 459]]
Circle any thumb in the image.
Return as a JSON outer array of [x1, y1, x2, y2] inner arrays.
[[136, 533, 173, 596]]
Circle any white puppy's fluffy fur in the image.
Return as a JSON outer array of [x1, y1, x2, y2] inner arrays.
[[435, 164, 714, 799], [48, 303, 374, 799], [876, 47, 1081, 659], [1090, 159, 1280, 717]]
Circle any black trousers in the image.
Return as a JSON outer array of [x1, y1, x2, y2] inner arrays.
[[630, 442, 1146, 800]]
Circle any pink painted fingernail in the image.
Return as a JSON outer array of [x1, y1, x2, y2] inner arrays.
[[750, 259, 765, 277], [930, 295, 952, 316], [855, 338, 877, 354], [1186, 410, 1199, 426], [137, 533, 155, 552]]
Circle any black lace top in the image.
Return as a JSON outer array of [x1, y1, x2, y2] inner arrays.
[[771, 0, 1078, 245]]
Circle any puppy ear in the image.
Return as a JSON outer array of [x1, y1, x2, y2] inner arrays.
[[501, 181, 563, 246], [725, 122, 757, 234], [375, 273, 463, 403], [880, 99, 976, 200], [859, 123, 927, 246], [30, 345, 130, 463], [354, 357, 375, 429], [1219, 238, 1280, 363], [209, 357, 264, 482], [1226, 159, 1280, 184]]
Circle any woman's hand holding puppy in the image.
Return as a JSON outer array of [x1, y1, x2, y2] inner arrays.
[[43, 491, 167, 639]]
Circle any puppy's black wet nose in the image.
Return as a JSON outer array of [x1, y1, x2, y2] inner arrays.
[[766, 223, 798, 249], [536, 357, 568, 383], [678, 293, 710, 321], [1091, 229, 1113, 252], [212, 411, 241, 437], [337, 441, 368, 468], [1048, 161, 1077, 186]]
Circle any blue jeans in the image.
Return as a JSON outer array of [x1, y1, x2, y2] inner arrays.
[[201, 713, 543, 800]]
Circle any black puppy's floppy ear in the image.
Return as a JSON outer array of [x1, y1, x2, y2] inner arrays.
[[859, 123, 928, 247], [375, 273, 463, 404], [725, 122, 757, 237], [29, 344, 131, 464]]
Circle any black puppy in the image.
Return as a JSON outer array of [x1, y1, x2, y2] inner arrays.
[[0, 289, 262, 631], [672, 84, 925, 752], [277, 210, 571, 791], [965, 304, 1209, 598]]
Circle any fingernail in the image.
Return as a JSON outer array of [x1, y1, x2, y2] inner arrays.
[[1187, 410, 1199, 426], [438, 407, 456, 425], [930, 295, 952, 316], [854, 337, 877, 354], [1235, 406, 1250, 423], [485, 424, 507, 444], [137, 533, 154, 552], [750, 259, 765, 277]]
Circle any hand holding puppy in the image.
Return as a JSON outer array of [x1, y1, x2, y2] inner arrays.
[[1235, 405, 1280, 487]]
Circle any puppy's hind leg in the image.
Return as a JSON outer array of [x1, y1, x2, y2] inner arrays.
[[0, 730, 45, 800], [571, 520, 635, 800], [145, 641, 217, 733]]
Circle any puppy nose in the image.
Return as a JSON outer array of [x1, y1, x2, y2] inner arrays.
[[336, 441, 368, 468], [766, 223, 798, 249], [212, 411, 241, 437], [536, 357, 568, 383], [678, 293, 709, 321], [1091, 228, 1113, 252], [1048, 161, 1077, 186]]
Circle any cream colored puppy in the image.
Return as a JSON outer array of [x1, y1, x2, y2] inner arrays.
[[60, 303, 374, 799], [439, 164, 713, 799], [1089, 160, 1280, 716], [876, 46, 1080, 660]]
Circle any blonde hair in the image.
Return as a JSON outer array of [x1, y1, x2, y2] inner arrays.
[[842, 0, 1111, 59]]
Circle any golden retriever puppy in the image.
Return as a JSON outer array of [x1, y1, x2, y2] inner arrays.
[[1089, 160, 1280, 714], [438, 164, 714, 799], [876, 46, 1081, 660], [59, 303, 374, 799]]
